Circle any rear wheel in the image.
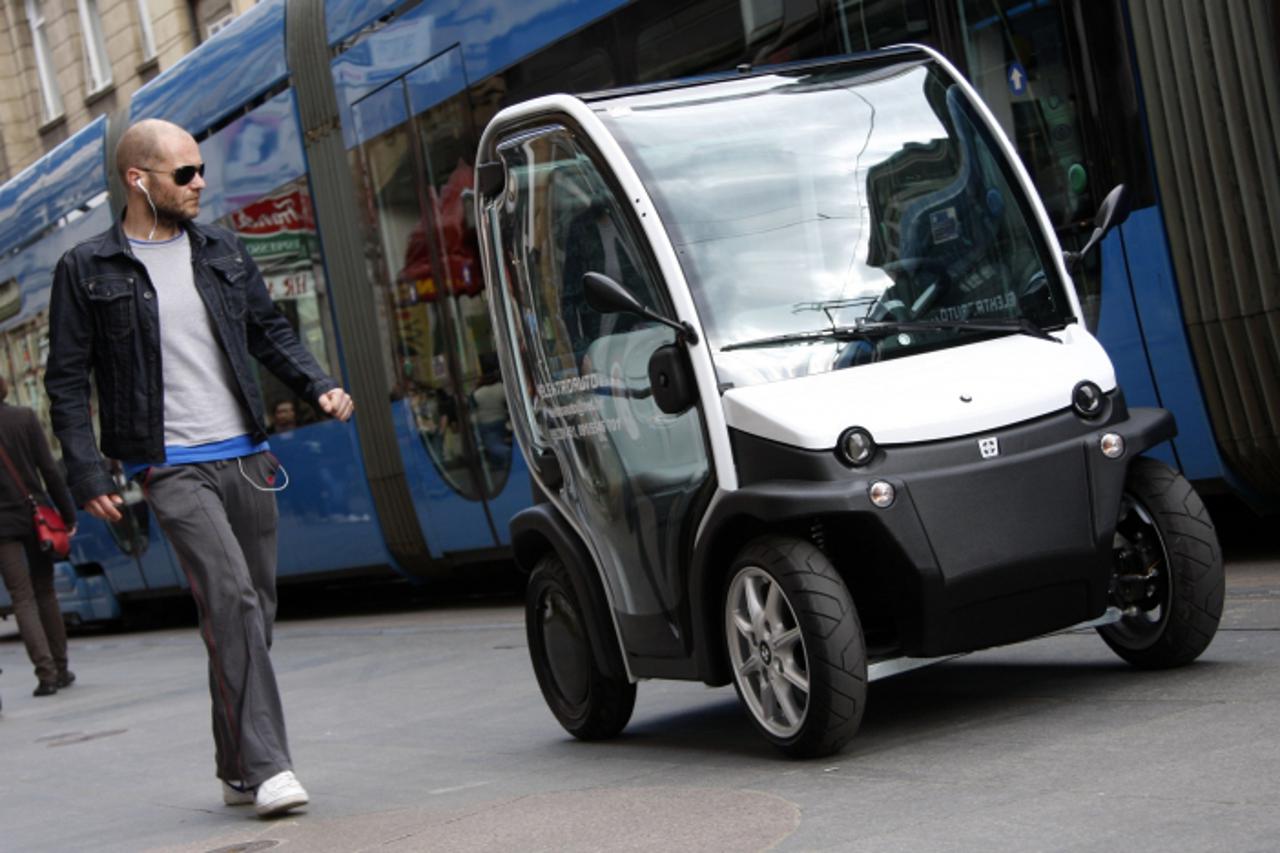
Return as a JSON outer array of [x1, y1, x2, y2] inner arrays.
[[724, 536, 866, 758], [526, 552, 635, 739], [1098, 457, 1224, 668]]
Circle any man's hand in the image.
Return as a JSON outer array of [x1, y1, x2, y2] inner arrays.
[[85, 494, 124, 523], [318, 388, 355, 422]]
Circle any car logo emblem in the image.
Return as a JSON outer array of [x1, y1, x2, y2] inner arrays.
[[979, 437, 1000, 459]]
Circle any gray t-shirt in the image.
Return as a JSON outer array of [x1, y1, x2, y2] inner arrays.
[[130, 233, 254, 447]]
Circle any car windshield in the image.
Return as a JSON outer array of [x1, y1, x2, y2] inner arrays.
[[595, 56, 1073, 389]]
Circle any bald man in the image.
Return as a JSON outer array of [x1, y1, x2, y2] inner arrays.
[[45, 119, 354, 818]]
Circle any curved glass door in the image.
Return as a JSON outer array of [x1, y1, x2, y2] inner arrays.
[[351, 49, 515, 556], [408, 55, 513, 501]]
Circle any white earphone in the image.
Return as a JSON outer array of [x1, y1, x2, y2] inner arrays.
[[135, 175, 157, 239]]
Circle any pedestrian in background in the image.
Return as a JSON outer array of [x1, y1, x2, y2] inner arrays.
[[45, 119, 354, 817], [0, 376, 78, 698]]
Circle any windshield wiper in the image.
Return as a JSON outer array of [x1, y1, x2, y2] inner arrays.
[[720, 316, 1060, 352], [857, 317, 1062, 344]]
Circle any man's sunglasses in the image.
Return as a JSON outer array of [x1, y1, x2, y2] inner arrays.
[[141, 163, 206, 186]]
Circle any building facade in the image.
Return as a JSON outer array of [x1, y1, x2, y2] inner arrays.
[[0, 0, 257, 182]]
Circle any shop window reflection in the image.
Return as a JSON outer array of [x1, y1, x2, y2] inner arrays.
[[217, 177, 341, 427]]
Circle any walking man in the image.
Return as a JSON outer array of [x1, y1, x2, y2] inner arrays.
[[45, 119, 354, 817]]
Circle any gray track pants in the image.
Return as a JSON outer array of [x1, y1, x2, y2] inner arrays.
[[144, 452, 290, 787]]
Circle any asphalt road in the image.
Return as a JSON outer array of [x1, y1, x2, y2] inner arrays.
[[1, 523, 1276, 853]]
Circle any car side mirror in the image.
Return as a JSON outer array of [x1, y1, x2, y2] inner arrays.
[[1064, 184, 1131, 273], [582, 272, 699, 345], [648, 344, 697, 415]]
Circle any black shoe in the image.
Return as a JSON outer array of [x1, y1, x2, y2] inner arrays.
[[55, 670, 75, 689], [33, 681, 58, 697]]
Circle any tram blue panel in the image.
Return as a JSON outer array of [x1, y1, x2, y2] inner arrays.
[[0, 117, 106, 255], [333, 0, 630, 144], [391, 399, 497, 557], [269, 418, 393, 576], [0, 205, 111, 331], [1094, 224, 1174, 468], [325, 0, 402, 46], [53, 562, 122, 624], [1120, 208, 1223, 481], [486, 450, 532, 547], [129, 0, 286, 134], [66, 521, 148, 593], [406, 47, 467, 117], [198, 90, 309, 224]]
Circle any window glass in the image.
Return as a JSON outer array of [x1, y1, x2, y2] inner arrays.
[[833, 0, 933, 52], [25, 0, 63, 122], [354, 115, 484, 499], [216, 178, 340, 433], [490, 125, 711, 642], [77, 0, 113, 92], [412, 87, 513, 496], [136, 0, 157, 60], [599, 60, 1070, 388], [0, 310, 56, 454], [958, 0, 1102, 327]]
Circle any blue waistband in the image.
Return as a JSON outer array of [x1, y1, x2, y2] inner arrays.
[[122, 434, 269, 480]]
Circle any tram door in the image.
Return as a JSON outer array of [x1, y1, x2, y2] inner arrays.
[[353, 49, 513, 556]]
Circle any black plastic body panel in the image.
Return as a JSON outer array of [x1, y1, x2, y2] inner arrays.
[[689, 397, 1176, 684], [509, 504, 627, 681]]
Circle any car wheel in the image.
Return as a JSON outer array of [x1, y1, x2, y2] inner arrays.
[[1098, 457, 1224, 668], [724, 536, 866, 758], [526, 552, 636, 739]]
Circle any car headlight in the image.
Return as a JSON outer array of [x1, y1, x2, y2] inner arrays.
[[1072, 380, 1105, 419], [838, 427, 876, 467]]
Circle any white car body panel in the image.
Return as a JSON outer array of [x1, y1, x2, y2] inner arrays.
[[721, 324, 1116, 448]]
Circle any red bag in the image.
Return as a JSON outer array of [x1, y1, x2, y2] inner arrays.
[[32, 501, 72, 558], [0, 444, 72, 558]]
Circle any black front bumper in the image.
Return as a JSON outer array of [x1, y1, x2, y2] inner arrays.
[[698, 398, 1175, 664]]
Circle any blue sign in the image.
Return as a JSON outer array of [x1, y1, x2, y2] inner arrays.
[[1008, 61, 1028, 96]]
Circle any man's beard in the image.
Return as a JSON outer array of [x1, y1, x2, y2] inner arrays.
[[153, 197, 195, 225]]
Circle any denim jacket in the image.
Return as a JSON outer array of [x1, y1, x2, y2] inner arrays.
[[45, 216, 338, 506]]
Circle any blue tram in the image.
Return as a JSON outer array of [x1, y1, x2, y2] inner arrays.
[[0, 0, 1274, 622]]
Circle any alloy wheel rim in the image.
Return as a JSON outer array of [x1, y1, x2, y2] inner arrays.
[[1109, 495, 1173, 648], [725, 566, 810, 738]]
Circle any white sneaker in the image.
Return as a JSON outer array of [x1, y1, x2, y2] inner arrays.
[[222, 781, 255, 806], [254, 770, 309, 817]]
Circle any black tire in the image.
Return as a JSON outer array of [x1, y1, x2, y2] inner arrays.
[[1098, 457, 1224, 668], [724, 536, 866, 758], [526, 552, 636, 740]]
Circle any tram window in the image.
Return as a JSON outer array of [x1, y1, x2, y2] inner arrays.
[[832, 0, 933, 53], [958, 0, 1094, 228], [352, 106, 486, 500], [0, 309, 61, 459], [413, 89, 516, 497], [216, 178, 341, 430], [958, 0, 1102, 328], [633, 0, 748, 82]]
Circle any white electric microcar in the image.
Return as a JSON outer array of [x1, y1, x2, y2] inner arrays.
[[474, 45, 1224, 757]]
